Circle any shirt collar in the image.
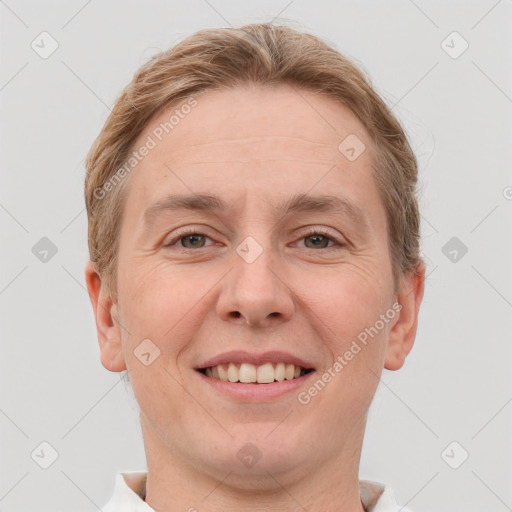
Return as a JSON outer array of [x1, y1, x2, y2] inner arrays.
[[102, 471, 411, 512], [102, 472, 154, 512]]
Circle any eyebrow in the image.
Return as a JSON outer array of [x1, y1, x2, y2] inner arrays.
[[143, 192, 369, 231]]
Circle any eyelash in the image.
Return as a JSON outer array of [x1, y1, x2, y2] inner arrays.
[[163, 227, 345, 251]]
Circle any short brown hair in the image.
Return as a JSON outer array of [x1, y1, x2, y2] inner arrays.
[[85, 22, 423, 302]]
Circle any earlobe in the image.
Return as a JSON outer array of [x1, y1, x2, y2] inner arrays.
[[384, 262, 426, 371], [84, 261, 127, 373]]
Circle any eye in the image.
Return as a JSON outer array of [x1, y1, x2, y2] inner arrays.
[[162, 227, 346, 251], [163, 228, 216, 249], [297, 229, 345, 250]]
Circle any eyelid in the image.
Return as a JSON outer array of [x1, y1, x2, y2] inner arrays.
[[163, 225, 347, 250], [293, 227, 346, 248], [162, 226, 218, 248]]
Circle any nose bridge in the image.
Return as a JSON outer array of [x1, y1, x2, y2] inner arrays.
[[217, 234, 294, 327]]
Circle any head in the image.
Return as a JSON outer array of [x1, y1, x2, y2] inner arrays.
[[85, 23, 424, 488]]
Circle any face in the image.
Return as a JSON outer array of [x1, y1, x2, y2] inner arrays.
[[87, 84, 424, 486]]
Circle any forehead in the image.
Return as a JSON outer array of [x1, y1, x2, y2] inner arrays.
[[122, 84, 381, 224], [141, 84, 371, 158]]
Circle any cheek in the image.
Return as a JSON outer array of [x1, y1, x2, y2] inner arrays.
[[304, 274, 391, 416], [121, 261, 194, 318], [117, 262, 216, 361], [301, 262, 391, 337], [115, 265, 200, 418]]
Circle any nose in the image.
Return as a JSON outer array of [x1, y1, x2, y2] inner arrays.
[[216, 243, 295, 328]]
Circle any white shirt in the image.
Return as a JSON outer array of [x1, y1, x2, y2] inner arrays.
[[102, 471, 413, 512]]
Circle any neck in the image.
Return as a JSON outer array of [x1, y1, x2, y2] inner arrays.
[[140, 415, 368, 512]]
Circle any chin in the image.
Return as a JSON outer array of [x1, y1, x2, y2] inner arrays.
[[194, 424, 315, 483]]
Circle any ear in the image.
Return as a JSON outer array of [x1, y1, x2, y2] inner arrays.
[[85, 261, 126, 373], [384, 262, 426, 371]]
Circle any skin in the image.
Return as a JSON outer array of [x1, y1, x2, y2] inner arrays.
[[86, 83, 425, 512]]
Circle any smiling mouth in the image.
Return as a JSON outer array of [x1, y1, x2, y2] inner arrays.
[[197, 362, 314, 384]]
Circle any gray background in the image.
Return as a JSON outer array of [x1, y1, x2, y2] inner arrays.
[[1, 1, 511, 511]]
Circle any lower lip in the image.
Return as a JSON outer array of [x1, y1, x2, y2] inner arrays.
[[196, 371, 316, 401]]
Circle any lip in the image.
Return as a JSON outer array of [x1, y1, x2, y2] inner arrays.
[[195, 350, 315, 370], [196, 368, 317, 401]]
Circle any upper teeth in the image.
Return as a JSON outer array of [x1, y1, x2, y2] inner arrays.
[[204, 362, 304, 383]]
